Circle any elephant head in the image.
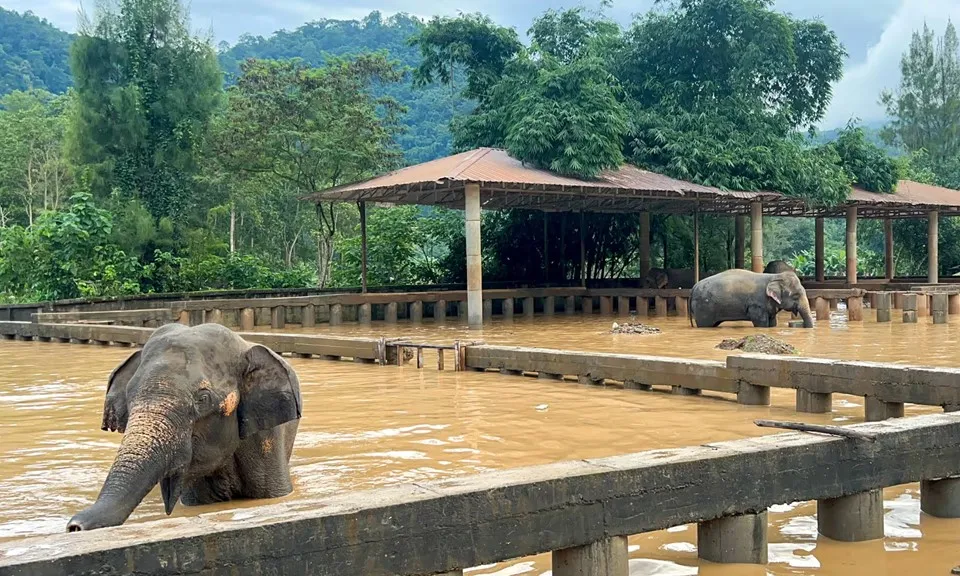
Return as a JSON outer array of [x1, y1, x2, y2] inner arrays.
[[642, 268, 669, 289], [66, 323, 301, 532], [766, 271, 813, 327], [763, 260, 795, 274]]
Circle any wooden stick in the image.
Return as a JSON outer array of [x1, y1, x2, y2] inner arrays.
[[754, 419, 877, 441]]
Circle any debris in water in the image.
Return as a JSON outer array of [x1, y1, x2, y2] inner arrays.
[[716, 334, 798, 355], [535, 404, 549, 411], [610, 321, 661, 335]]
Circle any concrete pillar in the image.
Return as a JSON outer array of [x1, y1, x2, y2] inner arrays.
[[302, 304, 315, 328], [582, 297, 593, 315], [238, 308, 253, 331], [410, 301, 423, 323], [676, 297, 688, 318], [796, 389, 832, 413], [458, 301, 467, 320], [751, 201, 763, 273], [524, 296, 535, 318], [385, 302, 398, 323], [552, 536, 628, 576], [829, 299, 838, 311], [735, 215, 746, 269], [617, 296, 630, 317], [207, 309, 223, 325], [564, 295, 575, 315], [817, 489, 884, 542], [655, 296, 667, 317], [865, 396, 905, 421], [178, 310, 190, 326], [465, 183, 483, 328], [918, 293, 929, 317], [815, 297, 829, 321], [672, 385, 700, 396], [435, 299, 446, 322], [693, 209, 700, 284], [358, 303, 372, 324], [482, 299, 492, 321], [697, 511, 768, 564], [950, 294, 960, 315], [599, 296, 612, 315], [875, 293, 891, 323], [359, 201, 368, 294], [545, 296, 556, 316], [846, 206, 857, 285], [929, 209, 939, 284], [270, 306, 286, 329], [921, 477, 960, 518], [847, 296, 863, 321], [503, 298, 514, 319], [815, 216, 825, 282], [933, 293, 948, 324], [903, 293, 918, 323], [884, 218, 895, 280], [636, 297, 648, 317], [737, 383, 770, 406], [640, 211, 651, 278], [893, 291, 905, 310], [330, 304, 343, 325]]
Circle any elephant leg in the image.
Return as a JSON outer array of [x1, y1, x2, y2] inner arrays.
[[769, 313, 778, 327], [748, 307, 770, 327]]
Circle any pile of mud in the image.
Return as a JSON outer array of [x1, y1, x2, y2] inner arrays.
[[716, 334, 797, 355], [610, 322, 662, 335]]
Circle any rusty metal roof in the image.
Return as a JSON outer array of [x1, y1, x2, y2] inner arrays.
[[303, 147, 960, 218]]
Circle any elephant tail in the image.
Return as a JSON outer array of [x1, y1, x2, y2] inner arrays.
[[688, 296, 695, 327]]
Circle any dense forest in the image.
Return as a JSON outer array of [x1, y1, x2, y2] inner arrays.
[[0, 1, 959, 303]]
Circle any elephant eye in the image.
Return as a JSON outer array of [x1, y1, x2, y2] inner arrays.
[[197, 389, 214, 407]]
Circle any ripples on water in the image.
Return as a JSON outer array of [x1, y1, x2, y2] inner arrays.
[[1, 310, 958, 574]]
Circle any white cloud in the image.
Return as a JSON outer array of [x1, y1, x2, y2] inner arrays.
[[821, 0, 960, 129]]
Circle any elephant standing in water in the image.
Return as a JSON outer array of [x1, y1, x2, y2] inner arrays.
[[763, 260, 796, 274], [67, 323, 302, 532], [688, 269, 814, 328]]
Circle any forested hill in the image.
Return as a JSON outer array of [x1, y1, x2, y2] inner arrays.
[[218, 11, 471, 164], [0, 7, 73, 94]]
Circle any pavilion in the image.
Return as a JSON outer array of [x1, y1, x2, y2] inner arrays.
[[305, 147, 960, 328]]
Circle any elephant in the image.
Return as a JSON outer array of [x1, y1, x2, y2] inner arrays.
[[763, 260, 796, 274], [688, 269, 814, 328], [66, 322, 302, 532], [642, 267, 697, 289]]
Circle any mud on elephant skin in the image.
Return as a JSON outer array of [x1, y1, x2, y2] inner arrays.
[[66, 323, 302, 532], [688, 269, 814, 328]]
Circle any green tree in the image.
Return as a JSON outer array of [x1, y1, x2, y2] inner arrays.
[[0, 7, 74, 95], [68, 0, 222, 219]]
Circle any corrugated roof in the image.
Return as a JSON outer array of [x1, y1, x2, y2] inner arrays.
[[851, 180, 960, 208]]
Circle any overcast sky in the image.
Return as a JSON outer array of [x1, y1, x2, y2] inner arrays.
[[6, 0, 960, 129]]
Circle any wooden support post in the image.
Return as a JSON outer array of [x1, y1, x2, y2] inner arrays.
[[640, 211, 651, 278], [565, 295, 575, 315], [846, 206, 858, 285], [437, 349, 445, 371], [552, 537, 628, 576], [416, 347, 424, 369], [502, 298, 514, 319], [698, 511, 768, 564], [847, 296, 863, 321], [544, 296, 555, 316], [465, 183, 483, 329], [524, 296, 535, 318], [933, 293, 948, 324], [751, 201, 763, 272], [816, 216, 825, 282], [693, 207, 700, 283], [818, 489, 884, 542], [655, 296, 667, 317], [929, 209, 939, 284], [543, 212, 550, 282], [885, 218, 895, 280], [579, 208, 587, 288], [385, 302, 398, 323], [330, 304, 343, 326], [618, 296, 630, 317], [875, 293, 891, 323], [735, 215, 746, 269], [435, 300, 446, 323], [359, 201, 368, 294], [410, 301, 423, 323], [302, 304, 315, 328]]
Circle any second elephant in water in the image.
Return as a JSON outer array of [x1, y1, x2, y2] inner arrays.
[[642, 267, 697, 289], [689, 269, 814, 328], [763, 260, 796, 274]]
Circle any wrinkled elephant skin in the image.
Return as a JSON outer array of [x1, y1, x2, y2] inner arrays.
[[689, 269, 813, 328]]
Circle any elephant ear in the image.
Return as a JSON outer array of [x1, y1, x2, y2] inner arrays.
[[765, 279, 784, 305], [102, 350, 142, 433], [238, 345, 302, 440]]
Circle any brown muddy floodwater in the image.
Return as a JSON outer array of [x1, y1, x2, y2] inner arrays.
[[1, 309, 958, 575]]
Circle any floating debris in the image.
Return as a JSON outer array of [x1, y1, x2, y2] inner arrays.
[[610, 322, 662, 335], [716, 334, 798, 355]]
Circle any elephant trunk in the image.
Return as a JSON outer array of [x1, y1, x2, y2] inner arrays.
[[67, 409, 188, 532], [798, 292, 814, 328]]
